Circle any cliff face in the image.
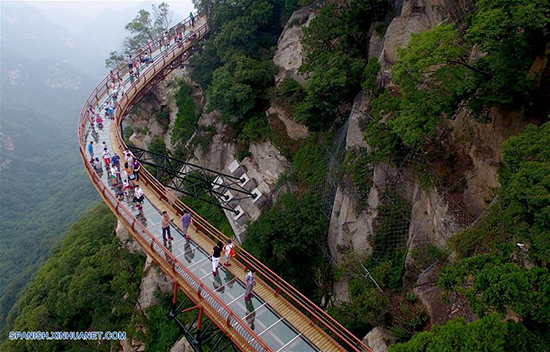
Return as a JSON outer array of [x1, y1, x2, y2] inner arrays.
[[327, 0, 525, 330]]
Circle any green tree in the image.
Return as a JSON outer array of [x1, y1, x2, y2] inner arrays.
[[207, 55, 275, 123], [389, 24, 479, 146], [243, 193, 328, 298], [297, 1, 390, 131], [171, 80, 198, 145], [466, 0, 550, 107], [439, 254, 550, 326], [105, 3, 173, 68], [390, 313, 528, 352], [499, 123, 550, 262], [0, 204, 145, 352]]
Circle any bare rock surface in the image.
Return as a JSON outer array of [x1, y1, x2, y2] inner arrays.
[[116, 220, 143, 254], [363, 327, 396, 352], [413, 264, 476, 326], [170, 336, 192, 352], [137, 255, 173, 309], [273, 7, 315, 86], [267, 105, 309, 140]]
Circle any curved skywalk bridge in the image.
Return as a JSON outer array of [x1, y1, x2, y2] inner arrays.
[[78, 13, 372, 352]]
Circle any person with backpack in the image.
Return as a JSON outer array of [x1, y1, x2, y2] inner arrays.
[[212, 241, 223, 276], [181, 211, 192, 240], [224, 239, 235, 267], [244, 268, 256, 301]]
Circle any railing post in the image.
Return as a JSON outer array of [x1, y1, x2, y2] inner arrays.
[[171, 282, 179, 316]]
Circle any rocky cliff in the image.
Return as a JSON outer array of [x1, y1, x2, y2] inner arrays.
[[123, 0, 535, 348], [326, 0, 529, 340]]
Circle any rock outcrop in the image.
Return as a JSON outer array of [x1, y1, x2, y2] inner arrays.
[[273, 7, 315, 86], [363, 327, 396, 352], [170, 336, 193, 352], [413, 264, 476, 326]]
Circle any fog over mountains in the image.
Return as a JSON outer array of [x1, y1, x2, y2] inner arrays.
[[0, 0, 189, 337]]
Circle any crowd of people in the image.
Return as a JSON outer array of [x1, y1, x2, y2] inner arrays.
[[85, 10, 258, 304]]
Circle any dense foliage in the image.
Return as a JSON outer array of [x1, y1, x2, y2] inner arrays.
[[171, 79, 199, 145], [367, 0, 550, 153], [0, 204, 145, 352], [390, 313, 529, 352], [293, 0, 390, 130], [191, 0, 284, 131], [439, 254, 550, 326], [243, 193, 328, 299]]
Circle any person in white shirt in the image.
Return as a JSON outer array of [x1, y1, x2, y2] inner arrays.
[[133, 185, 144, 208], [102, 148, 111, 167]]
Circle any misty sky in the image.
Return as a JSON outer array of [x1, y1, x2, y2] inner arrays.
[[22, 0, 195, 18], [1, 0, 197, 78]]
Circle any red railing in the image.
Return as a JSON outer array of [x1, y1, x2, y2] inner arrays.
[[78, 12, 371, 352]]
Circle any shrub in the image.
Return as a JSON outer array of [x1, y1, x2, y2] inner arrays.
[[171, 80, 198, 145]]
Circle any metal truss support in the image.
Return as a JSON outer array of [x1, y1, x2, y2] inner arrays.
[[128, 145, 256, 214], [169, 284, 239, 352]]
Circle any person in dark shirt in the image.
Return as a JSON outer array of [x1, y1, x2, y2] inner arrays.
[[212, 241, 223, 276]]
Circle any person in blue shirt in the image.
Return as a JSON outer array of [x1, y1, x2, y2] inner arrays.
[[190, 12, 194, 26], [111, 153, 120, 169], [88, 141, 94, 160]]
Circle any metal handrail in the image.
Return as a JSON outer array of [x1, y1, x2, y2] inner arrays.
[[78, 11, 372, 352]]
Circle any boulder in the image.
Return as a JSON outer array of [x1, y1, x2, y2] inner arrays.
[[363, 327, 396, 352]]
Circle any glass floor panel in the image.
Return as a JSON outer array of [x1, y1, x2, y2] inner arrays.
[[229, 292, 262, 319], [279, 335, 318, 352], [177, 245, 208, 266], [187, 256, 214, 278], [210, 273, 246, 304], [246, 305, 280, 336], [260, 319, 300, 351]]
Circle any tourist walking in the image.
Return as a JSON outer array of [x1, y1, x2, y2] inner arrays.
[[244, 268, 256, 301], [190, 12, 194, 26], [111, 152, 120, 169], [102, 148, 111, 167], [133, 185, 144, 205], [224, 239, 235, 267], [133, 159, 141, 181], [88, 141, 94, 160], [161, 211, 173, 244], [181, 211, 192, 240], [212, 241, 223, 276]]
